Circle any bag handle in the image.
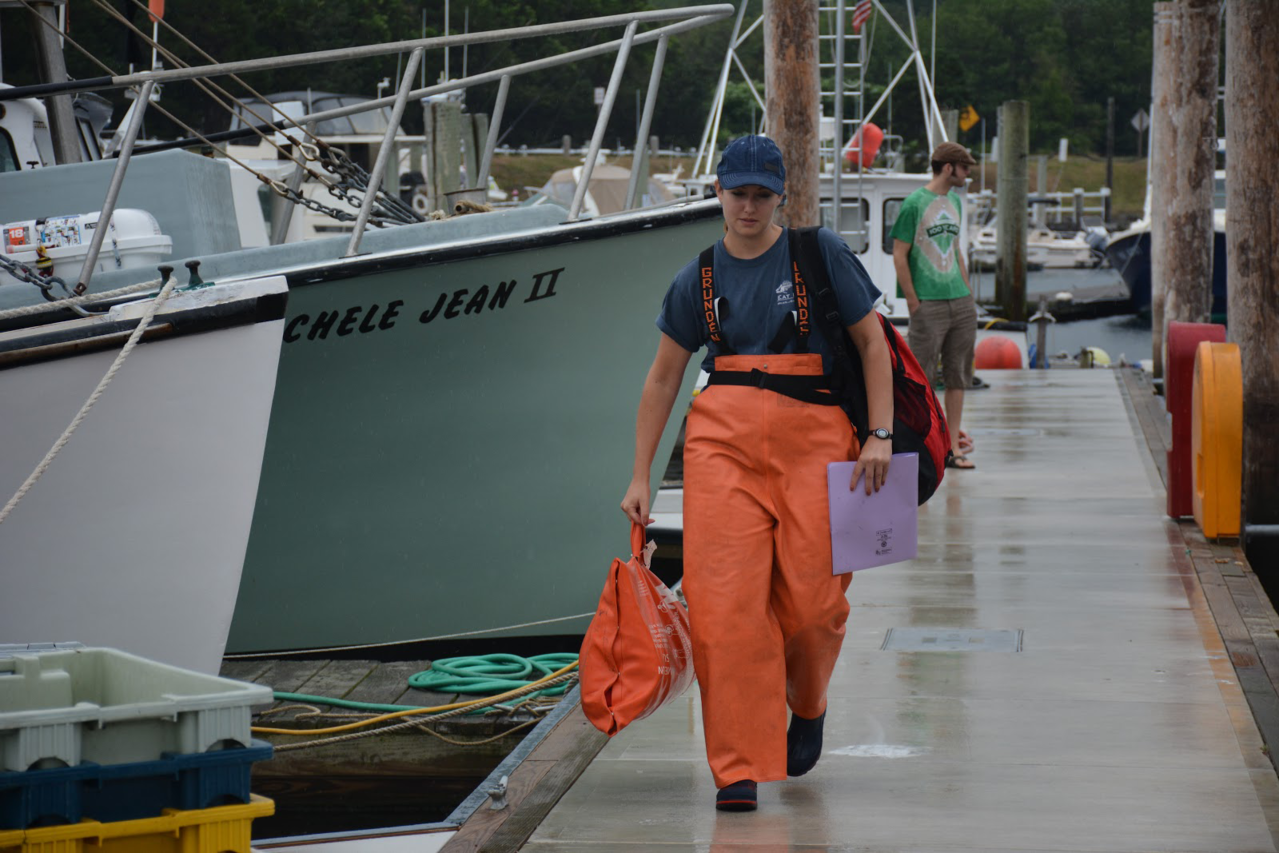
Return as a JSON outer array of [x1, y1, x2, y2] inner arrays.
[[631, 522, 647, 562]]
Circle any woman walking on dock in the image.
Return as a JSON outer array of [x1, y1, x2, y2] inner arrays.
[[621, 135, 894, 812]]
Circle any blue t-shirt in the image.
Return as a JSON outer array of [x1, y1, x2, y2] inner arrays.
[[657, 227, 881, 374]]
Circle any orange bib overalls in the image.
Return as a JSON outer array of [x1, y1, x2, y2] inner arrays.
[[682, 352, 859, 788]]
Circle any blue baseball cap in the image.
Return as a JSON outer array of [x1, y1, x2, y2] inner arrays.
[[716, 135, 786, 195]]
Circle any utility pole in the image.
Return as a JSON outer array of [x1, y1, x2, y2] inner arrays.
[[30, 1, 82, 165], [1225, 0, 1279, 570], [764, 0, 819, 227], [1149, 3, 1174, 380], [1105, 97, 1115, 224], [995, 101, 1028, 322], [1161, 0, 1218, 335]]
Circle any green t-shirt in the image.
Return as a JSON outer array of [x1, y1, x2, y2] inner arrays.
[[890, 187, 970, 300]]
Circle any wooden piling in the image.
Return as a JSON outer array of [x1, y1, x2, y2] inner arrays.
[[1162, 0, 1219, 337], [1225, 1, 1279, 548], [425, 101, 464, 210], [995, 101, 1028, 322], [1149, 3, 1174, 379], [765, 0, 819, 227]]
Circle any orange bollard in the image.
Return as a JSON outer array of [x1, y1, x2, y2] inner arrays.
[[1165, 321, 1226, 518], [1192, 342, 1242, 539]]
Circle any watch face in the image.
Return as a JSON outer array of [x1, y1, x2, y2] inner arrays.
[[871, 428, 891, 440]]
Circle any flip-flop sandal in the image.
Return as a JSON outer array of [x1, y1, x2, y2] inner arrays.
[[946, 454, 976, 470]]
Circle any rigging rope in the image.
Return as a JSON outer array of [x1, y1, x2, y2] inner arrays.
[[0, 280, 161, 321], [0, 273, 179, 527], [260, 667, 580, 752]]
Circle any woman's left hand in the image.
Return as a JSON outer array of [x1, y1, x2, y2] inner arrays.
[[851, 436, 893, 495]]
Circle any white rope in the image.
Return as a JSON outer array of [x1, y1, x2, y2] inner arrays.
[[0, 274, 180, 527], [222, 611, 597, 659], [0, 280, 162, 321]]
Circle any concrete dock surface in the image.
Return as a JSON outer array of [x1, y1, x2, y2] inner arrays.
[[524, 370, 1279, 852]]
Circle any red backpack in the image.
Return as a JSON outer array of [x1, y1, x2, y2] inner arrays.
[[788, 227, 952, 503]]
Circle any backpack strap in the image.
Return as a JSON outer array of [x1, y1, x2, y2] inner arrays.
[[788, 226, 872, 437]]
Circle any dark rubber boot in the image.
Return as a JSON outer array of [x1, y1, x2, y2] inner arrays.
[[715, 779, 758, 811], [786, 710, 826, 777]]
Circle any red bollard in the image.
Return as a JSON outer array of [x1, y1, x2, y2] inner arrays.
[[1166, 321, 1226, 517]]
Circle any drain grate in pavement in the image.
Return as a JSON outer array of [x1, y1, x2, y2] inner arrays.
[[881, 627, 1023, 652]]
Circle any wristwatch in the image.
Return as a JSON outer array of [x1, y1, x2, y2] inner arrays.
[[868, 428, 893, 441]]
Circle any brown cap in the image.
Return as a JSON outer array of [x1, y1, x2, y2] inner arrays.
[[930, 141, 977, 166]]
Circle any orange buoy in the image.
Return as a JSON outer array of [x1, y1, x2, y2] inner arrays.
[[973, 336, 1022, 369], [844, 122, 884, 168]]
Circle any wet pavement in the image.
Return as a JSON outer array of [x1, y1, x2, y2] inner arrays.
[[524, 370, 1279, 852]]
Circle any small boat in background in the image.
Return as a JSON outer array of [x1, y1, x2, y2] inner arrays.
[[1104, 172, 1227, 314], [969, 216, 1099, 270]]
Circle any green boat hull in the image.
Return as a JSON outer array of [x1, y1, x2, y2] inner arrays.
[[227, 202, 722, 653]]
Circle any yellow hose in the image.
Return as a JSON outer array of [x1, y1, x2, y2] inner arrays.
[[251, 660, 579, 736]]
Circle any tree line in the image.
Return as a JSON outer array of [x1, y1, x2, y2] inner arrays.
[[0, 0, 1158, 159]]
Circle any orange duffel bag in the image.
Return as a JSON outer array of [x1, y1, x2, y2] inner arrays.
[[580, 523, 694, 736]]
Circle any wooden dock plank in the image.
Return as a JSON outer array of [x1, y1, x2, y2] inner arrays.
[[440, 702, 608, 853], [1117, 369, 1171, 487], [340, 660, 436, 707], [438, 758, 556, 852], [255, 660, 328, 695], [292, 659, 379, 703], [1197, 567, 1252, 643], [219, 660, 273, 683]]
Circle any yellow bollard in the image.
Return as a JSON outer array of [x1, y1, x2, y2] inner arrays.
[[1191, 341, 1243, 539]]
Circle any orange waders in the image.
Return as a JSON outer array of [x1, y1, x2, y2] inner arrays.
[[682, 352, 859, 788]]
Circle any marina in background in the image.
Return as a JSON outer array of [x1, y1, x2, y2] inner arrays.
[[1, 0, 1277, 849]]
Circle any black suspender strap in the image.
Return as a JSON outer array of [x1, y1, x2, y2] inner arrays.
[[699, 235, 810, 356], [697, 230, 836, 404], [697, 246, 732, 353], [705, 369, 840, 406]]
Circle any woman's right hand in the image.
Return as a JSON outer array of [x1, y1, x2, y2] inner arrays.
[[621, 478, 652, 527]]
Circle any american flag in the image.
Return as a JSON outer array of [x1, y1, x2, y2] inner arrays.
[[852, 0, 873, 33]]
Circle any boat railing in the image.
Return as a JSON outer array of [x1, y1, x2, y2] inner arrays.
[[0, 5, 735, 295], [968, 187, 1113, 231]]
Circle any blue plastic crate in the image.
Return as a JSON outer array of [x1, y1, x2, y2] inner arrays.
[[0, 740, 272, 829]]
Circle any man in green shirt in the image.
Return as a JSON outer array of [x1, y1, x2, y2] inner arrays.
[[891, 141, 978, 470]]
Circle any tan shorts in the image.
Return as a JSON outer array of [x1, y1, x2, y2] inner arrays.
[[907, 294, 977, 391]]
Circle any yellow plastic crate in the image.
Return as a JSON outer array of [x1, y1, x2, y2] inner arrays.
[[0, 794, 273, 853]]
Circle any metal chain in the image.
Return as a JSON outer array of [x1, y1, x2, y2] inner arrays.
[[317, 147, 423, 226], [0, 254, 79, 303]]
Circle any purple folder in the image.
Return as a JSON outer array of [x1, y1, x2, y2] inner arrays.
[[827, 453, 919, 574]]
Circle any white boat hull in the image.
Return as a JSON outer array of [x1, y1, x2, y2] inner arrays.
[[0, 279, 287, 674]]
